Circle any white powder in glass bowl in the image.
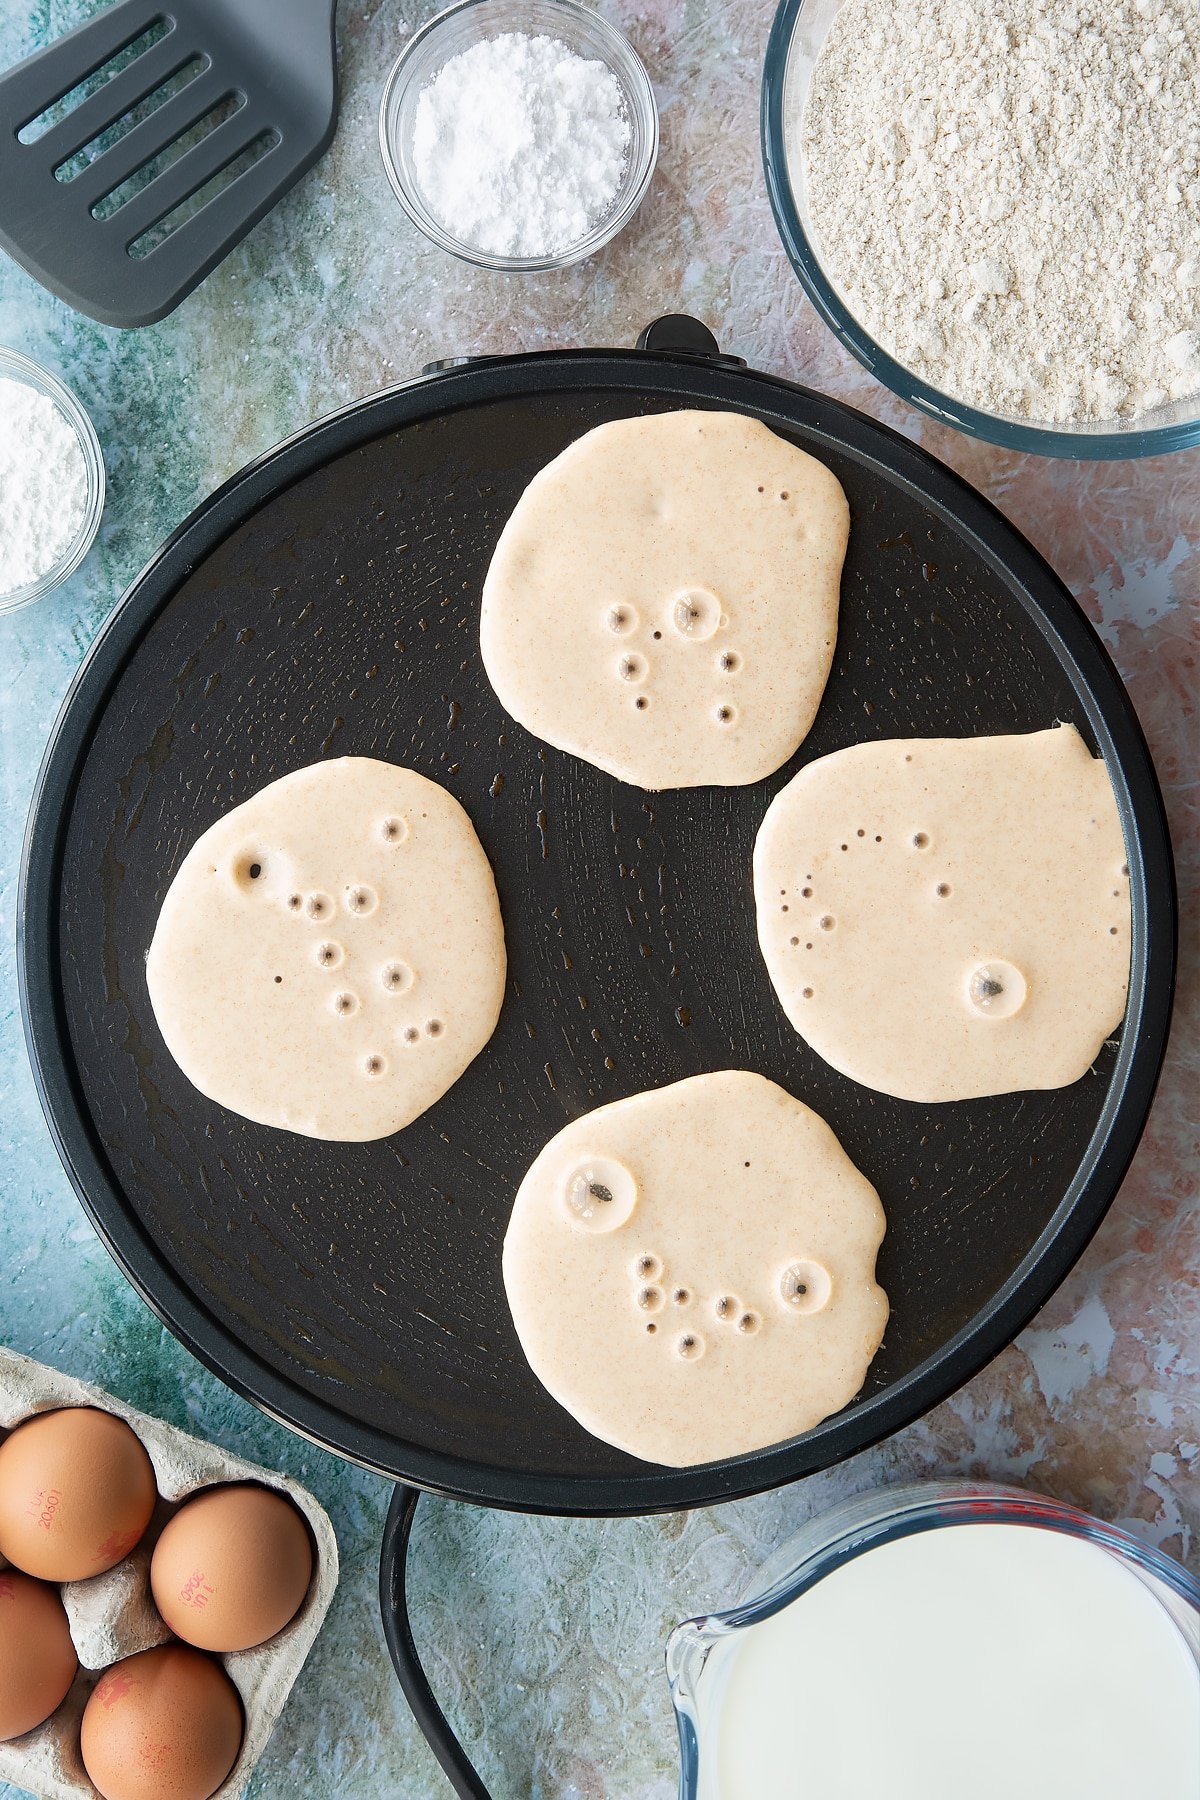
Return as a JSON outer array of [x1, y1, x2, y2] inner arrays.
[[412, 32, 631, 258], [0, 376, 89, 596], [798, 0, 1200, 424]]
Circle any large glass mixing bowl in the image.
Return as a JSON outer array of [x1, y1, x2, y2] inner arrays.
[[761, 0, 1200, 458]]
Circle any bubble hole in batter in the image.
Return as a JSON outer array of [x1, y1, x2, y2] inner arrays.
[[332, 990, 359, 1017], [672, 587, 721, 640], [563, 1157, 637, 1231], [635, 1253, 662, 1280], [677, 1332, 705, 1360], [618, 652, 648, 683], [306, 892, 333, 921], [346, 883, 378, 916], [607, 604, 637, 635], [966, 960, 1028, 1020], [380, 815, 409, 845], [363, 1053, 387, 1079], [233, 853, 268, 891], [637, 1285, 664, 1312], [381, 960, 413, 994], [316, 940, 344, 970], [736, 1311, 761, 1335], [781, 1259, 832, 1314]]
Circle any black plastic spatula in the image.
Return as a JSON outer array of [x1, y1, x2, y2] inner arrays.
[[0, 0, 339, 328]]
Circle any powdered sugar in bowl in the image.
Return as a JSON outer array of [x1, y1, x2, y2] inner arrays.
[[0, 348, 104, 614], [379, 0, 658, 271]]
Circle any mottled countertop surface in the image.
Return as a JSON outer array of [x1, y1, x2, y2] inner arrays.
[[1, 2, 1196, 1796]]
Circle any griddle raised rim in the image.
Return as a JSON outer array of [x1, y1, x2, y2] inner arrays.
[[17, 343, 1176, 1514]]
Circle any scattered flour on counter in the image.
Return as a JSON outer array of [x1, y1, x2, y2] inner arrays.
[[0, 376, 89, 594], [797, 0, 1200, 424], [412, 33, 630, 258]]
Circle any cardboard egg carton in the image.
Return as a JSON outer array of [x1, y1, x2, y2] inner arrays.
[[0, 1345, 338, 1800]]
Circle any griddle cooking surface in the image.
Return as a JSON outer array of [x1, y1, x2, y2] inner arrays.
[[21, 352, 1173, 1511]]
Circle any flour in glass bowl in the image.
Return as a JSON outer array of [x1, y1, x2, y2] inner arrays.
[[797, 0, 1200, 424], [0, 376, 89, 597], [412, 32, 631, 258]]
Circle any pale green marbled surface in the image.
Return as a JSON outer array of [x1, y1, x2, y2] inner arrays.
[[1, 2, 1197, 1797]]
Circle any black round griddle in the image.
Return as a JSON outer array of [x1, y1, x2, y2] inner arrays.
[[18, 317, 1175, 1515]]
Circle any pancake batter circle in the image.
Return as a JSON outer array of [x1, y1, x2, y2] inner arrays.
[[146, 757, 506, 1140], [503, 1071, 888, 1467], [480, 410, 849, 790], [753, 725, 1131, 1102]]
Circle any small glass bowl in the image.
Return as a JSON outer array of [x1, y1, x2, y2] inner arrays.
[[379, 0, 658, 272], [0, 347, 105, 615], [761, 0, 1200, 458]]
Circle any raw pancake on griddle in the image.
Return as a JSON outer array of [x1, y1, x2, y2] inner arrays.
[[146, 757, 506, 1140], [503, 1071, 888, 1467], [753, 725, 1130, 1103], [480, 409, 849, 790]]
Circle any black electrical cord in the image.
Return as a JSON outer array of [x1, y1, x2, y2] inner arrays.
[[379, 1483, 495, 1800]]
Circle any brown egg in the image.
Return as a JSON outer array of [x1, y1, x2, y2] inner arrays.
[[0, 1568, 78, 1739], [80, 1645, 242, 1800], [0, 1407, 157, 1583], [150, 1483, 313, 1652]]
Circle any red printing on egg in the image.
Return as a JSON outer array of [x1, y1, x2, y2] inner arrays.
[[95, 1526, 142, 1563], [24, 1486, 62, 1530], [95, 1667, 136, 1709], [179, 1568, 215, 1609]]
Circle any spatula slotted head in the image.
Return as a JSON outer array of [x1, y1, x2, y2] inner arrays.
[[0, 0, 338, 328]]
